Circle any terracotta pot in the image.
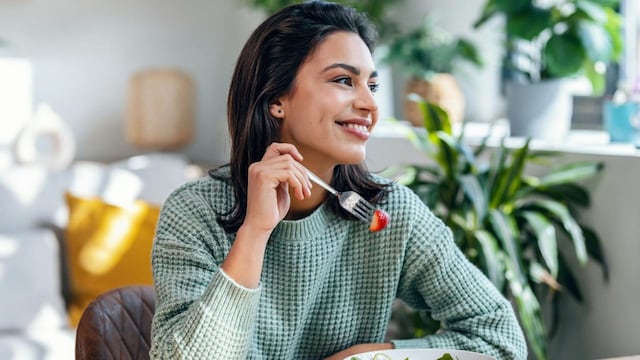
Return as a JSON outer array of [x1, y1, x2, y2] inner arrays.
[[403, 73, 465, 127]]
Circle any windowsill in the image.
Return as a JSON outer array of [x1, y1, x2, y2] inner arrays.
[[372, 119, 640, 158]]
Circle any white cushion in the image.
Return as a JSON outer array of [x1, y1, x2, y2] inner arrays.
[[0, 228, 69, 331]]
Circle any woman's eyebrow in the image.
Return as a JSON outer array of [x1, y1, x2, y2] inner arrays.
[[322, 63, 378, 78]]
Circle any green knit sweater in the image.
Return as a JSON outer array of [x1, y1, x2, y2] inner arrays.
[[150, 168, 526, 359]]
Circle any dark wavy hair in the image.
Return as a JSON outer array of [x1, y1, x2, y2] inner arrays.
[[212, 0, 390, 233]]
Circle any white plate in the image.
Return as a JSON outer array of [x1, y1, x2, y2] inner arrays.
[[345, 348, 495, 360]]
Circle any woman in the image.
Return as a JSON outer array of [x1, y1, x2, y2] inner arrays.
[[150, 1, 527, 359]]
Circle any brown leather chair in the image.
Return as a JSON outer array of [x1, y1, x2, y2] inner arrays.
[[75, 285, 156, 360]]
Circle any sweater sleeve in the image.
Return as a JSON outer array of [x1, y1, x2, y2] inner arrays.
[[149, 182, 260, 359], [391, 194, 527, 360]]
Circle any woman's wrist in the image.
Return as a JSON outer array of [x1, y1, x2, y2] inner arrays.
[[220, 224, 271, 288]]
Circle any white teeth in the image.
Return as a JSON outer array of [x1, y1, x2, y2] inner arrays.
[[344, 123, 368, 133]]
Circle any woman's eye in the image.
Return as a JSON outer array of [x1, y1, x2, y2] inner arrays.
[[369, 83, 380, 93], [334, 76, 353, 86]]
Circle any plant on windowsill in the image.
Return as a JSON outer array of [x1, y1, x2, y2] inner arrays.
[[472, 0, 623, 140], [381, 16, 482, 127], [384, 98, 607, 360]]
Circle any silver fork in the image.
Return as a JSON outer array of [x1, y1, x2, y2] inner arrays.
[[305, 169, 375, 223]]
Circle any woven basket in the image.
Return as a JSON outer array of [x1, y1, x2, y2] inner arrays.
[[126, 69, 195, 150]]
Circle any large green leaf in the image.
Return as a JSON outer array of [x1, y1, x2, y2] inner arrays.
[[544, 32, 586, 77], [576, 20, 614, 62], [490, 140, 529, 208], [505, 141, 530, 202], [558, 251, 584, 303], [522, 211, 559, 277], [473, 0, 530, 28], [534, 183, 591, 208], [603, 7, 624, 60], [474, 229, 506, 290], [530, 199, 588, 265], [583, 58, 606, 94], [506, 268, 547, 360], [582, 225, 609, 280], [455, 138, 478, 174], [575, 0, 610, 22], [461, 175, 488, 221], [413, 99, 459, 180], [435, 131, 461, 182], [416, 96, 452, 135], [580, 0, 620, 10], [488, 210, 527, 284], [507, 6, 552, 40], [494, 0, 530, 13], [456, 38, 484, 67], [538, 161, 603, 186], [487, 141, 508, 207]]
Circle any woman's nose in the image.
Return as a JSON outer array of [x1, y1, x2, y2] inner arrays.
[[354, 85, 378, 114]]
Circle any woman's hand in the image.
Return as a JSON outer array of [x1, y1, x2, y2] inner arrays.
[[243, 142, 313, 233], [324, 343, 394, 360], [223, 142, 312, 288]]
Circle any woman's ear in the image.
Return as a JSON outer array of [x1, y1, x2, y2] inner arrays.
[[269, 101, 284, 119]]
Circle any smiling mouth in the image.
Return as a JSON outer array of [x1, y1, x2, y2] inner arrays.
[[336, 122, 369, 133]]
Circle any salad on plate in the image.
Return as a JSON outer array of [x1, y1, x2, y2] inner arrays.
[[346, 349, 495, 360]]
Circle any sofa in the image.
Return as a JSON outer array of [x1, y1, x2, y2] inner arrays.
[[0, 153, 200, 359]]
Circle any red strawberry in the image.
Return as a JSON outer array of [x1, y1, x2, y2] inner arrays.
[[369, 209, 390, 232]]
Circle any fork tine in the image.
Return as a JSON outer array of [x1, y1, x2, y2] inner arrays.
[[351, 203, 371, 217], [353, 203, 374, 220], [349, 207, 369, 222], [357, 199, 375, 211]]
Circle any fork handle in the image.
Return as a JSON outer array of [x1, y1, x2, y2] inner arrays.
[[305, 170, 339, 196]]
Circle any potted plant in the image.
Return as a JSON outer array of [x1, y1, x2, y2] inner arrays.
[[473, 0, 623, 140], [382, 16, 482, 127], [384, 99, 607, 360]]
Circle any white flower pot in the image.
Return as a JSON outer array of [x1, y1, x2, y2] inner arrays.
[[506, 79, 573, 142]]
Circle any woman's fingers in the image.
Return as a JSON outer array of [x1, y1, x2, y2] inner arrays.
[[259, 142, 312, 197], [243, 142, 315, 232], [263, 142, 304, 162], [251, 154, 311, 200]]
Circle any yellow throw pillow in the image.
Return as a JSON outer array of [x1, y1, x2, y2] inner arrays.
[[64, 192, 160, 326]]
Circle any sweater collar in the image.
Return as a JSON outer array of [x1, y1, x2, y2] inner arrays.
[[271, 203, 338, 241]]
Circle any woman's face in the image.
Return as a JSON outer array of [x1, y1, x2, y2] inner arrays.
[[274, 31, 379, 169]]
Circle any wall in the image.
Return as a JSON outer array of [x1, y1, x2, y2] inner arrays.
[[0, 0, 264, 164]]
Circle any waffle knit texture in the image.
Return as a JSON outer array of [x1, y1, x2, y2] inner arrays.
[[150, 167, 527, 359]]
